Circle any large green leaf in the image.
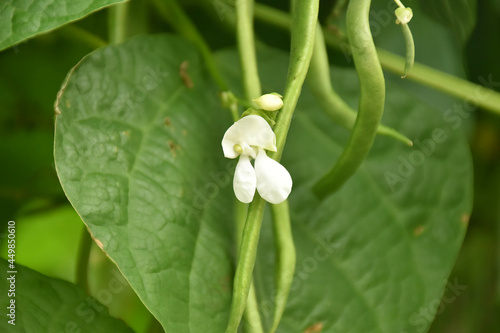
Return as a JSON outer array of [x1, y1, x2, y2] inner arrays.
[[54, 35, 235, 332], [0, 0, 126, 51], [55, 34, 472, 332], [0, 259, 133, 332], [416, 0, 477, 44], [216, 47, 473, 333]]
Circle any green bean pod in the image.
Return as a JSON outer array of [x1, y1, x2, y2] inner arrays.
[[401, 23, 415, 78], [313, 0, 386, 198], [308, 25, 412, 146], [270, 201, 296, 333]]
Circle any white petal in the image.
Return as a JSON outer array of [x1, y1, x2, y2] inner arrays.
[[221, 115, 276, 158], [221, 125, 241, 159], [255, 149, 292, 204], [233, 155, 257, 203], [253, 94, 284, 111]]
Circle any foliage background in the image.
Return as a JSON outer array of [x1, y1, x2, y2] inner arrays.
[[0, 0, 499, 332]]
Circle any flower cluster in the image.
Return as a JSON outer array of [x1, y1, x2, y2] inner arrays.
[[222, 115, 292, 204]]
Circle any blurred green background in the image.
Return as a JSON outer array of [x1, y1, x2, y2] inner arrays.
[[1, 0, 499, 332]]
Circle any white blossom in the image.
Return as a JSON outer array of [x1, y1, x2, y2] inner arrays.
[[222, 115, 292, 204]]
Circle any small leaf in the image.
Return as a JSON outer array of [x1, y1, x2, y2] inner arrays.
[[0, 259, 133, 332], [0, 0, 127, 51]]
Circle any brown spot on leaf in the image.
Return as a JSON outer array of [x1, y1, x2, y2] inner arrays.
[[304, 322, 323, 333], [414, 225, 425, 236], [168, 140, 179, 158], [219, 275, 231, 292], [179, 60, 194, 88], [461, 213, 470, 226], [164, 117, 171, 127]]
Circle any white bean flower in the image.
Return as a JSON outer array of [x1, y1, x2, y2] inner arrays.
[[222, 115, 292, 204]]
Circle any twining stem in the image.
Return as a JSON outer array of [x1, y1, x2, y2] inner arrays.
[[307, 24, 412, 146], [252, 3, 500, 116], [76, 226, 92, 293], [226, 195, 266, 333], [225, 1, 266, 331], [237, 0, 262, 101], [394, 0, 405, 8], [152, 0, 228, 91], [313, 0, 386, 198], [271, 0, 320, 160], [269, 201, 296, 333], [236, 0, 262, 100], [235, 202, 264, 333], [237, 0, 265, 329], [378, 49, 500, 113], [108, 2, 129, 44]]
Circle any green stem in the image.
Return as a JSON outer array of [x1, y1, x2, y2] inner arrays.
[[308, 24, 412, 146], [378, 48, 500, 114], [226, 196, 266, 333], [253, 3, 500, 116], [269, 201, 296, 333], [235, 202, 264, 333], [59, 25, 107, 49], [152, 0, 228, 91], [225, 1, 266, 331], [76, 226, 92, 293], [271, 0, 320, 161], [108, 2, 129, 44], [237, 0, 262, 100], [394, 0, 405, 8], [313, 0, 385, 198]]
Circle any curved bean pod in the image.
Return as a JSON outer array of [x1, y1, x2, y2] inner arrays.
[[401, 23, 415, 78], [313, 0, 386, 198], [308, 25, 412, 146]]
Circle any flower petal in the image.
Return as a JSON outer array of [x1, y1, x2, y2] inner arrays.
[[221, 124, 241, 159], [221, 115, 276, 158], [233, 155, 257, 203], [255, 149, 292, 204]]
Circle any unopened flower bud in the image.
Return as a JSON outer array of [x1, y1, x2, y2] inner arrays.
[[253, 93, 284, 111], [395, 7, 413, 25]]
